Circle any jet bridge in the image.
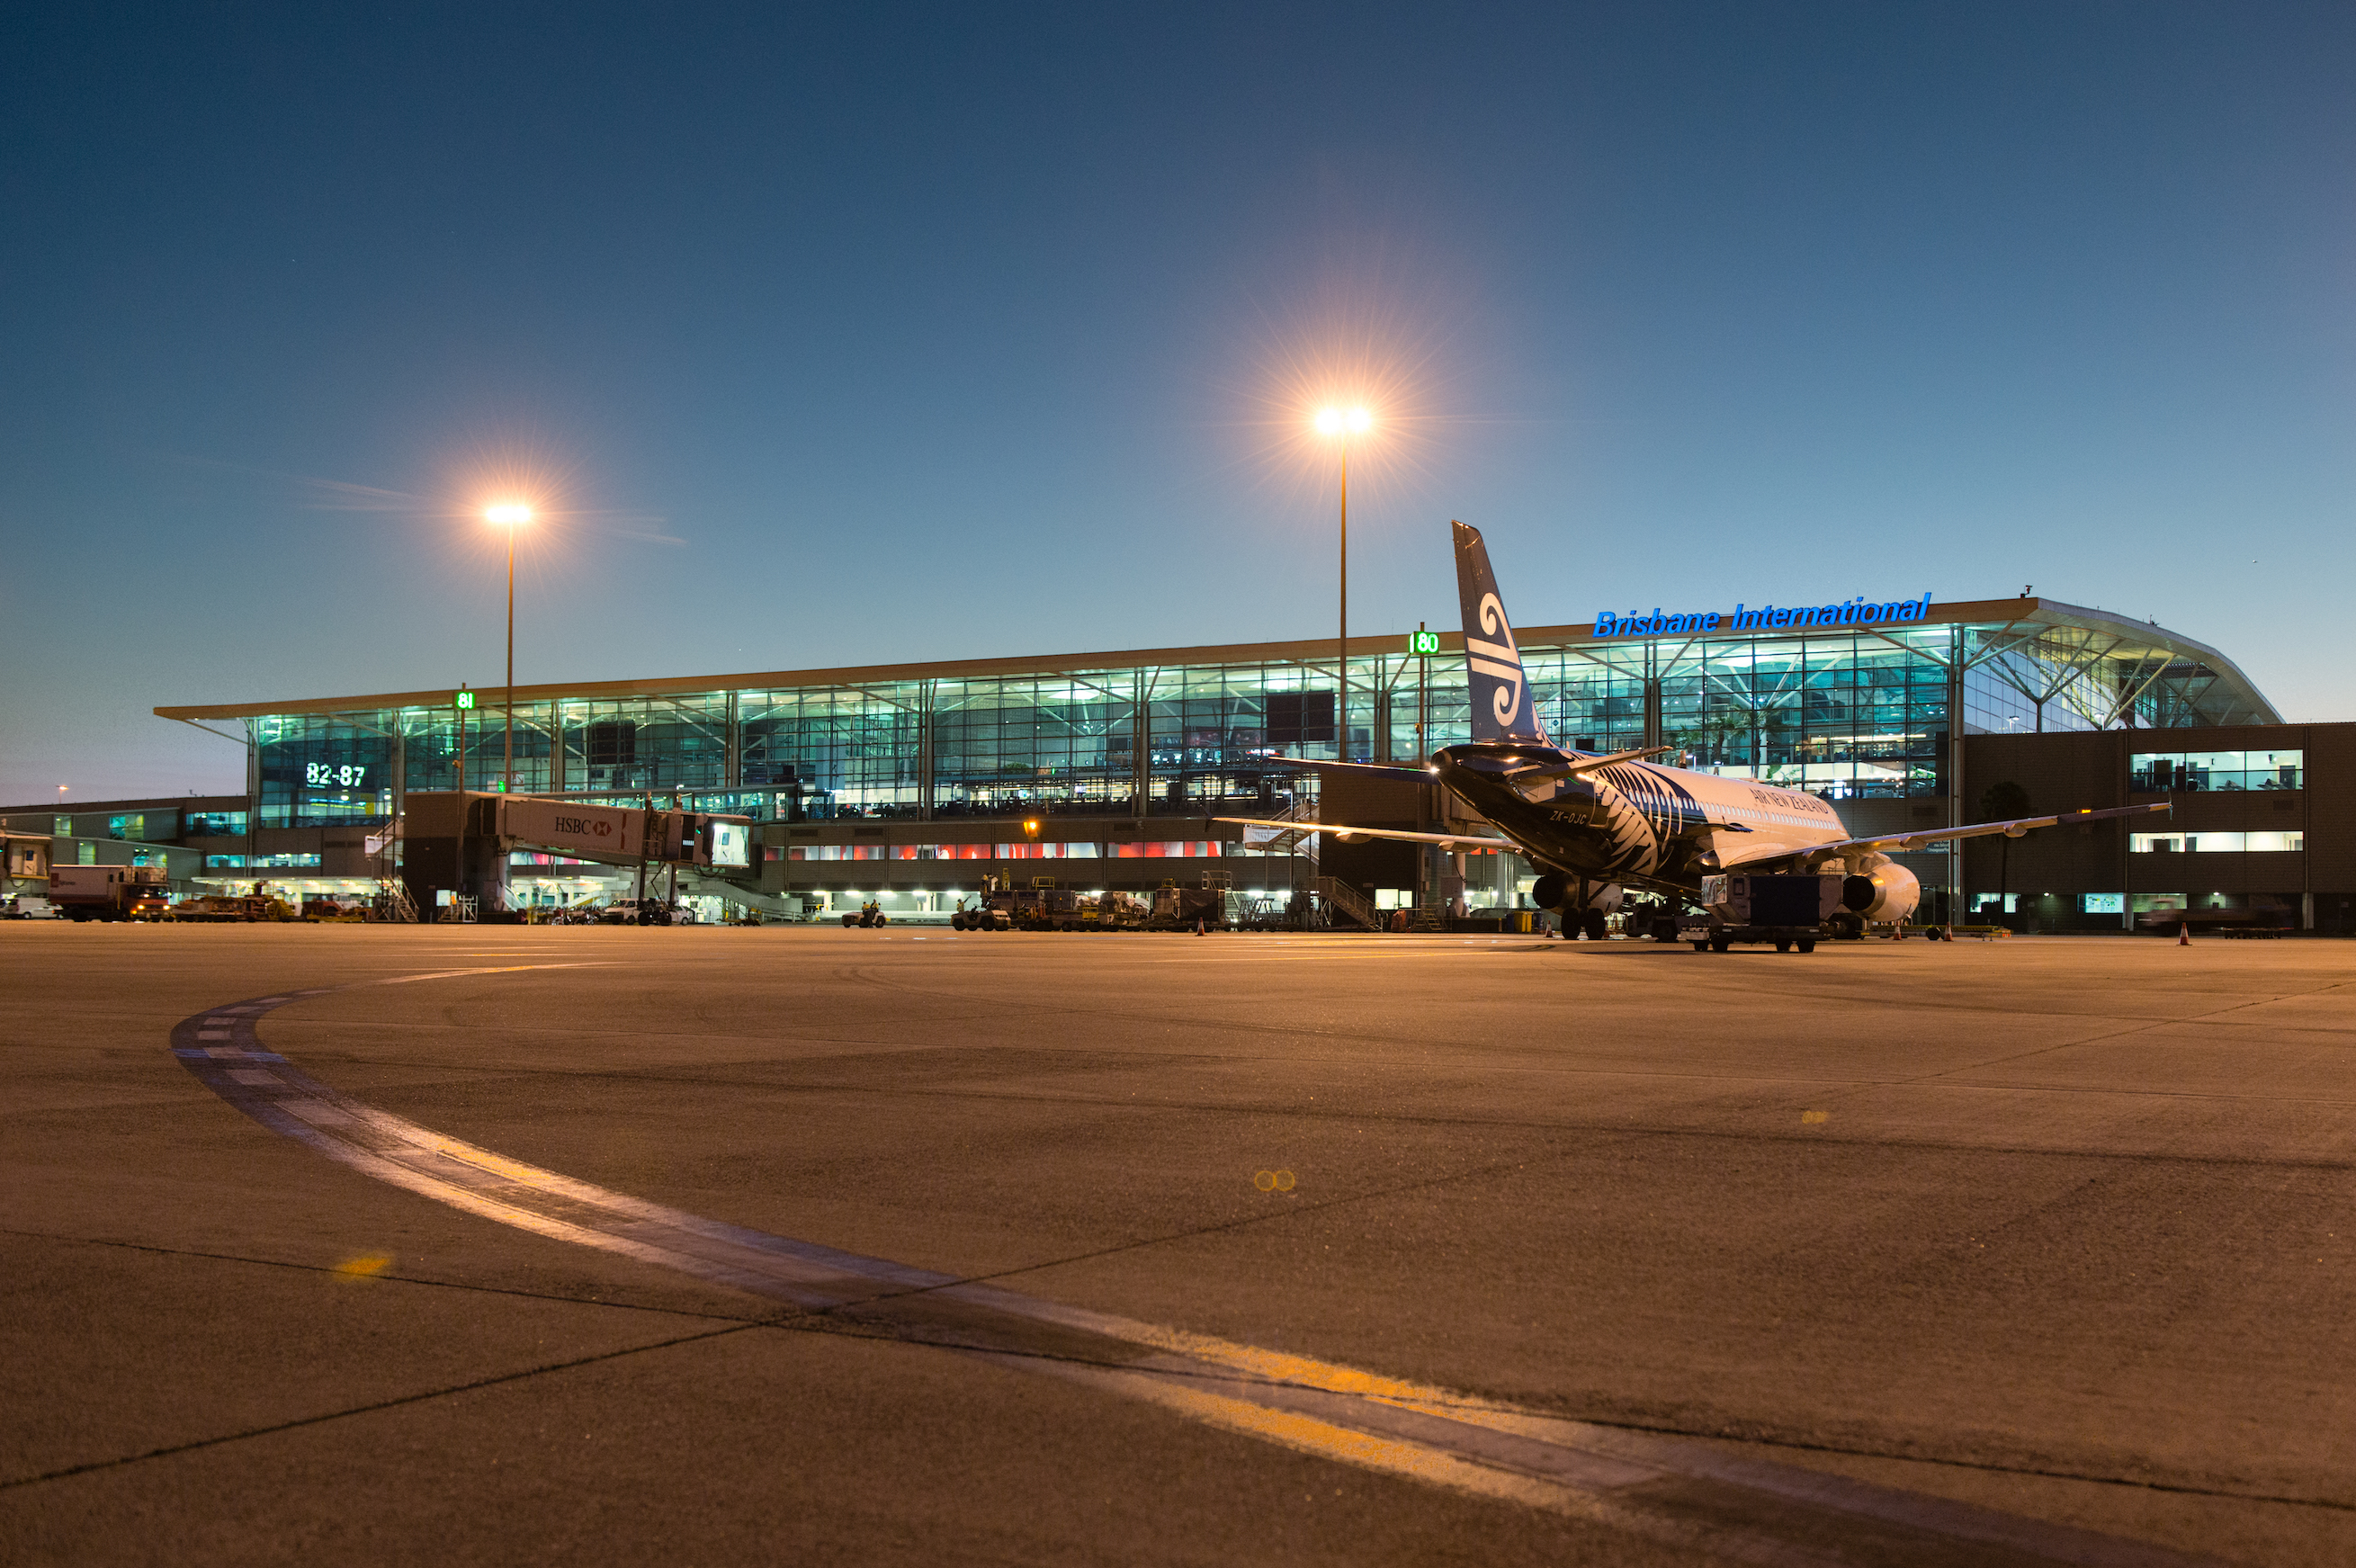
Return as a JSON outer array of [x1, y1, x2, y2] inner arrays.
[[496, 796, 754, 874]]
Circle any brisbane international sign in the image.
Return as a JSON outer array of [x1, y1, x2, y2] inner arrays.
[[1590, 592, 1935, 641]]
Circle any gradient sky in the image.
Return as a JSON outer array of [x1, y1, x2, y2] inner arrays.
[[4, 2, 2352, 805]]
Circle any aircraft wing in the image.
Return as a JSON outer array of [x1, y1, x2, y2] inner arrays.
[[1438, 741, 1674, 784], [1214, 817, 1519, 851], [1255, 746, 1671, 785], [1784, 802, 2172, 862], [1257, 757, 1437, 783]]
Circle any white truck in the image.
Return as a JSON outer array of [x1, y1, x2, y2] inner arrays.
[[49, 865, 171, 921]]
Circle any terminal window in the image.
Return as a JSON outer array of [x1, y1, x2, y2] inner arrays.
[[587, 721, 638, 766], [2130, 750, 2301, 792], [2130, 831, 2303, 853], [1264, 691, 1335, 747]]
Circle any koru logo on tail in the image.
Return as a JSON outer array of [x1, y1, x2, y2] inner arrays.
[[1465, 593, 1523, 730]]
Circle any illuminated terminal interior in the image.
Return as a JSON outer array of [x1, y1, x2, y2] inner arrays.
[[97, 589, 2291, 922], [179, 592, 2271, 818]]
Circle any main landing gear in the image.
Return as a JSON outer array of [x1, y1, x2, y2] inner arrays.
[[1534, 871, 1613, 943]]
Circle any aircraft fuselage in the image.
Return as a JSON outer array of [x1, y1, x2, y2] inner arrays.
[[1431, 743, 1853, 899]]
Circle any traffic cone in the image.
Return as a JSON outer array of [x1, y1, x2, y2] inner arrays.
[[1194, 918, 1205, 936], [2178, 920, 2190, 946]]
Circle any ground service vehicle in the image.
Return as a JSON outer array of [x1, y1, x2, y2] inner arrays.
[[3, 894, 59, 919], [49, 865, 170, 921], [949, 876, 1229, 933], [170, 892, 295, 922], [1149, 881, 1230, 930], [1670, 873, 1941, 953], [951, 879, 1013, 930], [597, 898, 693, 926]]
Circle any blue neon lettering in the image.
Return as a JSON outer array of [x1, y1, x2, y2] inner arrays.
[[1585, 592, 1935, 638]]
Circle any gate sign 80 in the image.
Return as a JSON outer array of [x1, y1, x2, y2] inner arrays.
[[305, 762, 369, 788]]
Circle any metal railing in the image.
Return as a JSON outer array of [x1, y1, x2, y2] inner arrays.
[[374, 879, 419, 923], [1312, 876, 1380, 930]]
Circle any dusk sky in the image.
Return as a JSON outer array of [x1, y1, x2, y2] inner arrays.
[[4, 3, 2352, 804]]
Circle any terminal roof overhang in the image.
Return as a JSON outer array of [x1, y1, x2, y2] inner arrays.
[[155, 594, 2278, 726]]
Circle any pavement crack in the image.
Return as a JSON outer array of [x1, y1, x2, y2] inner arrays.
[[0, 1323, 763, 1492], [1922, 979, 2356, 1081], [0, 1227, 781, 1325], [1581, 1416, 2356, 1515], [812, 1147, 1573, 1311]]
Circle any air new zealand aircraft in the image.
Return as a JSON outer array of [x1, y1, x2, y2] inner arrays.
[[1217, 523, 2166, 943]]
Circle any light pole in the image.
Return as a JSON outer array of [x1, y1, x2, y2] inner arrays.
[[486, 505, 532, 793], [1314, 407, 1372, 760]]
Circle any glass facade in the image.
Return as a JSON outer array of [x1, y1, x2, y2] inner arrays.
[[2128, 750, 2302, 793], [2129, 831, 2304, 854], [220, 605, 2278, 831]]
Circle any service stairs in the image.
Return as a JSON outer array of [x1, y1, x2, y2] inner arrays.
[[1312, 876, 1381, 931], [1242, 798, 1322, 858], [375, 879, 420, 924]]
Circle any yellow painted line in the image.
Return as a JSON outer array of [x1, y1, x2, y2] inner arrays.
[[1075, 1366, 1601, 1521]]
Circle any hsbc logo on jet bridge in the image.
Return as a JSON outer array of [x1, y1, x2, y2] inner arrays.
[[498, 798, 644, 859]]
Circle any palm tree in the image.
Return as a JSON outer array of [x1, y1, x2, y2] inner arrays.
[[1979, 781, 2031, 927]]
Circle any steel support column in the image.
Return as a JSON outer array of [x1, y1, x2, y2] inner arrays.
[[1947, 642, 1965, 923], [1131, 672, 1149, 820], [917, 681, 936, 822]]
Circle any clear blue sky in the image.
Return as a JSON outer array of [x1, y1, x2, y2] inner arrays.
[[4, 2, 2352, 803]]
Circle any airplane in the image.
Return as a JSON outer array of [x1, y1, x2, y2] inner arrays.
[[1215, 522, 2168, 945]]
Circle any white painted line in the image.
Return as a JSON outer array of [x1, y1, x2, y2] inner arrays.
[[274, 1098, 359, 1128]]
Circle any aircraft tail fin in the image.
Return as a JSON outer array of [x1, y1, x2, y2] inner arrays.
[[1453, 521, 1548, 745]]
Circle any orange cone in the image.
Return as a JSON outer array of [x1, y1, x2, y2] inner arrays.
[[2178, 920, 2190, 946]]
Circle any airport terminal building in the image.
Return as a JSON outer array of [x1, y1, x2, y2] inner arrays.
[[22, 587, 2329, 930]]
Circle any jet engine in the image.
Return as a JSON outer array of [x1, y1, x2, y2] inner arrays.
[[1839, 856, 1921, 922], [1530, 873, 1622, 913]]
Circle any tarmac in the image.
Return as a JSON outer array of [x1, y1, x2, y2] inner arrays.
[[3, 923, 2352, 1565]]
